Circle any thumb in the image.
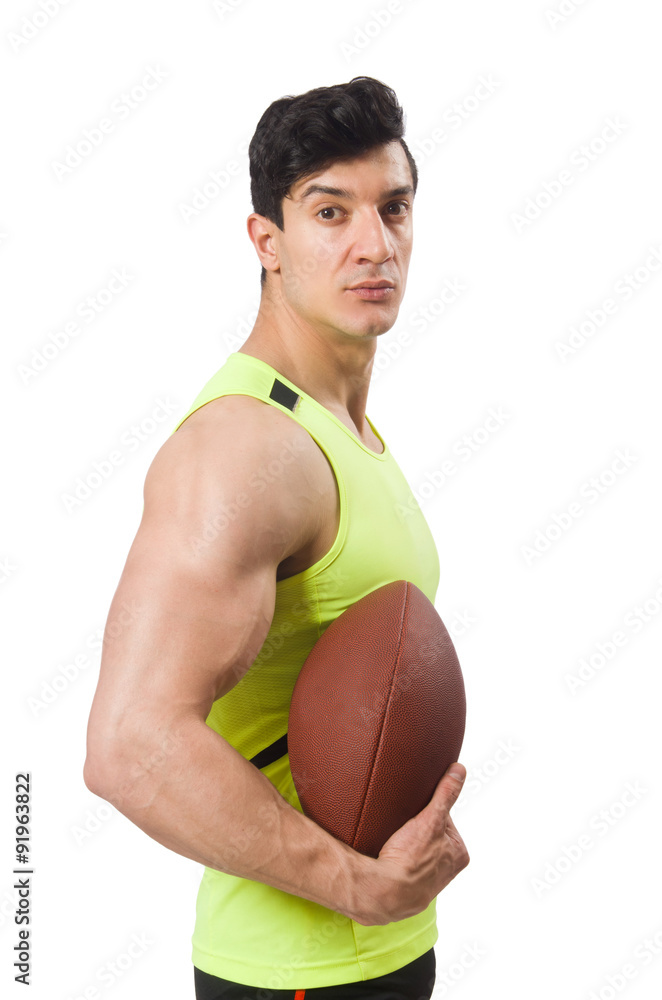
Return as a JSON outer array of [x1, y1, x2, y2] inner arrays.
[[429, 762, 466, 814], [377, 762, 466, 860]]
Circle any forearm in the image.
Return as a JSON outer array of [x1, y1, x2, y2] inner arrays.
[[85, 715, 374, 920]]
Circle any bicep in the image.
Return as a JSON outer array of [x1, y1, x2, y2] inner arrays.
[[86, 414, 305, 758], [95, 528, 277, 728]]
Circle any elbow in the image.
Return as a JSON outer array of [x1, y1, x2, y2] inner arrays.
[[83, 731, 131, 804], [83, 750, 118, 802], [83, 714, 193, 807], [82, 727, 175, 810], [83, 715, 140, 802]]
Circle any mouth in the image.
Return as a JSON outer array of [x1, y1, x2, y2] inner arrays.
[[347, 281, 395, 301]]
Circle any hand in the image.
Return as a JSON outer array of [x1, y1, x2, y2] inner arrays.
[[351, 763, 470, 926]]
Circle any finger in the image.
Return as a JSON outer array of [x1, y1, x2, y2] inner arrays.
[[427, 763, 466, 816], [380, 763, 466, 852]]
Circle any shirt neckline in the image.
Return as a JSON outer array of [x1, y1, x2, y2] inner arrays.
[[230, 351, 389, 461]]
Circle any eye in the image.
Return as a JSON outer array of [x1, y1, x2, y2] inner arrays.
[[386, 201, 410, 216], [316, 206, 342, 220]]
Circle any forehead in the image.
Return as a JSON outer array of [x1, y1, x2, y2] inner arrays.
[[288, 141, 413, 203]]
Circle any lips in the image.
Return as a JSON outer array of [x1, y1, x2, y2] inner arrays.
[[347, 284, 395, 300], [348, 281, 394, 289]]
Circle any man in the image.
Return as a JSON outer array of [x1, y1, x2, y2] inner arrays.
[[83, 76, 470, 999]]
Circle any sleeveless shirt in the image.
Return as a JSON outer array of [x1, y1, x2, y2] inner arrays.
[[170, 350, 441, 989]]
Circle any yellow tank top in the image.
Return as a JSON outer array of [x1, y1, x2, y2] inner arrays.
[[171, 350, 441, 989]]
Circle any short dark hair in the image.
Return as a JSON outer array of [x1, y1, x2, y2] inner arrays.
[[248, 76, 418, 288]]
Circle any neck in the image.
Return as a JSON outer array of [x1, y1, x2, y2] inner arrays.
[[238, 288, 378, 432]]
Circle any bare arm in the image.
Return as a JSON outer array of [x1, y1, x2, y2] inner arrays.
[[83, 396, 469, 925]]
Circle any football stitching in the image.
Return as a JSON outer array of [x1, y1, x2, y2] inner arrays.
[[351, 581, 410, 855]]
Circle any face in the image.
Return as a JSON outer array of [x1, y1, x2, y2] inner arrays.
[[265, 141, 415, 342]]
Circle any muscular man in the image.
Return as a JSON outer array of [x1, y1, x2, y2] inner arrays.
[[84, 76, 469, 999]]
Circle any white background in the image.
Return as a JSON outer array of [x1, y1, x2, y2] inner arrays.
[[2, 0, 661, 997]]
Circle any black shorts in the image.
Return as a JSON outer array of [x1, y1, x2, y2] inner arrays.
[[193, 947, 436, 1000]]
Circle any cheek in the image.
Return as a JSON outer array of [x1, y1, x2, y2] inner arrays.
[[397, 225, 413, 254], [306, 226, 340, 273], [288, 230, 340, 291]]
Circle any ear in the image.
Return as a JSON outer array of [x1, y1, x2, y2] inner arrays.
[[246, 213, 280, 276]]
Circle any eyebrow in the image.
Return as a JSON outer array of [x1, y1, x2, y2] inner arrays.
[[297, 183, 414, 202]]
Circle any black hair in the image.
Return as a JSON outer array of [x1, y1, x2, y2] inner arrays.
[[248, 76, 418, 288]]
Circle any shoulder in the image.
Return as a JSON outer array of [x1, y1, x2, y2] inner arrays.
[[160, 393, 331, 501], [141, 393, 333, 567]]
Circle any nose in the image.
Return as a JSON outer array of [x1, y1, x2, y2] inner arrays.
[[352, 208, 394, 265]]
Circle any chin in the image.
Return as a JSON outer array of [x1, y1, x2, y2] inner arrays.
[[328, 303, 399, 340], [354, 318, 396, 339]]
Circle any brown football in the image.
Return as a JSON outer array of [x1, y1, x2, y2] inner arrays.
[[287, 579, 466, 859]]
